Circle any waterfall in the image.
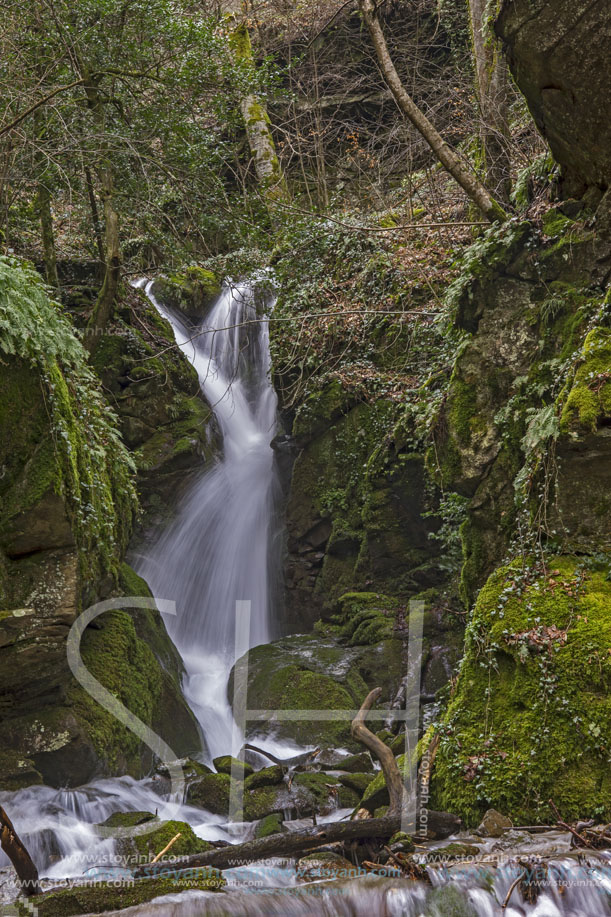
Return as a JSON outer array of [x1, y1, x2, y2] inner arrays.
[[134, 278, 281, 759]]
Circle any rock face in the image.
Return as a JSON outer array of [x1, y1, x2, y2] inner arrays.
[[283, 382, 445, 630], [428, 203, 611, 824], [0, 260, 200, 788], [90, 285, 220, 538], [434, 211, 611, 606], [496, 0, 611, 196]]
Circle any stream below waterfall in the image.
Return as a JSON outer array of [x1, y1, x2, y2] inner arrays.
[[1, 279, 610, 915]]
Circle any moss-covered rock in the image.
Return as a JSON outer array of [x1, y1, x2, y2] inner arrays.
[[559, 328, 611, 433], [31, 869, 224, 916], [213, 755, 253, 779], [337, 772, 373, 795], [430, 556, 611, 825], [89, 286, 220, 535], [107, 815, 213, 863], [254, 812, 285, 838], [188, 772, 231, 815], [150, 266, 221, 320], [244, 764, 284, 789], [228, 633, 371, 747]]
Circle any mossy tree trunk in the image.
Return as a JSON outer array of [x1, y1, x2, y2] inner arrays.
[[229, 22, 288, 219], [468, 0, 512, 203], [357, 0, 508, 223], [37, 177, 60, 292]]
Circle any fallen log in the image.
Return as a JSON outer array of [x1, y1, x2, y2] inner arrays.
[[0, 805, 41, 896], [133, 810, 460, 877]]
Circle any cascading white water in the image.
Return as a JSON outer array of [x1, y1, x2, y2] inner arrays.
[[134, 278, 282, 758]]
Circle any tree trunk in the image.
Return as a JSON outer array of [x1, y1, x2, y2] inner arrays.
[[468, 0, 512, 202], [357, 0, 507, 222], [37, 178, 60, 291], [0, 806, 41, 896], [33, 108, 59, 291], [229, 22, 288, 216], [85, 164, 106, 265]]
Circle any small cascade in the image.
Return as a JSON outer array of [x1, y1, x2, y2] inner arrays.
[[134, 278, 282, 758]]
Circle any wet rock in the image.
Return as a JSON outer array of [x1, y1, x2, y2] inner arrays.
[[337, 772, 373, 796], [475, 809, 513, 838], [388, 831, 415, 853], [322, 751, 374, 773], [213, 755, 253, 779], [296, 851, 361, 882], [241, 784, 285, 821], [100, 813, 214, 864], [32, 870, 224, 916], [427, 885, 479, 917], [426, 842, 481, 861], [244, 765, 284, 789]]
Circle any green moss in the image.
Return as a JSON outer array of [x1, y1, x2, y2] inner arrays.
[[129, 820, 213, 861], [213, 755, 253, 778], [541, 209, 574, 238], [68, 610, 162, 774], [255, 812, 284, 837], [359, 753, 410, 813], [241, 784, 284, 821], [336, 592, 396, 645], [559, 327, 611, 432], [244, 765, 284, 789], [448, 378, 479, 445], [431, 556, 611, 825]]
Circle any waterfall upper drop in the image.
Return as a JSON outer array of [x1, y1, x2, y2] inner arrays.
[[135, 278, 281, 758]]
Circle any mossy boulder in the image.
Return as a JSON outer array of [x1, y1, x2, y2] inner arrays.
[[240, 783, 286, 821], [430, 556, 611, 825], [213, 755, 253, 779], [31, 870, 224, 916], [254, 812, 285, 837], [336, 592, 396, 645], [228, 633, 371, 747], [103, 813, 213, 863], [150, 266, 221, 320], [187, 772, 231, 815], [244, 765, 284, 789], [337, 772, 373, 795]]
